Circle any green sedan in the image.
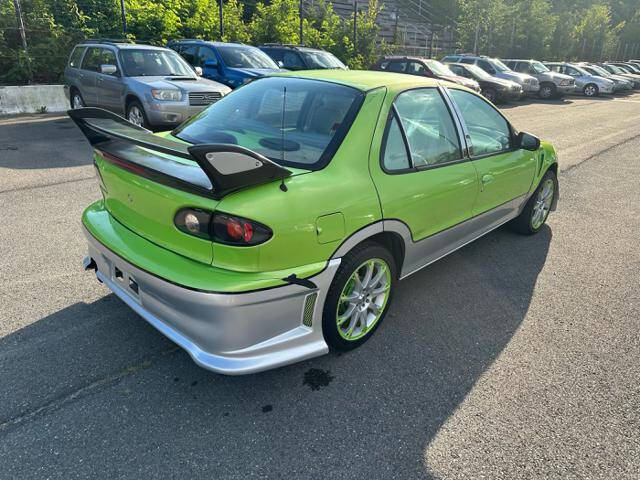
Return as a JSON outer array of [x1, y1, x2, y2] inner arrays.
[[72, 70, 558, 374]]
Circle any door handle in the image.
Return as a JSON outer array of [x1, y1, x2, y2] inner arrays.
[[482, 174, 494, 185]]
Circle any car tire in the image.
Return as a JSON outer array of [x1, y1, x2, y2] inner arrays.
[[126, 100, 150, 129], [322, 241, 397, 351], [483, 88, 497, 103], [70, 90, 85, 109], [539, 83, 556, 99], [509, 170, 557, 235], [583, 83, 599, 97]]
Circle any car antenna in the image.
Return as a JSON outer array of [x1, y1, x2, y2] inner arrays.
[[279, 85, 288, 192]]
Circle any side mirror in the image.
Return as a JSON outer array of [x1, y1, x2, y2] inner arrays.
[[517, 131, 541, 151], [195, 66, 203, 76], [100, 64, 117, 75], [204, 59, 218, 69]]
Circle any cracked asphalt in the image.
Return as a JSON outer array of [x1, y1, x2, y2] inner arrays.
[[1, 93, 639, 479]]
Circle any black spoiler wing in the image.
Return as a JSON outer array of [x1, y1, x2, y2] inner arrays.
[[68, 108, 292, 199]]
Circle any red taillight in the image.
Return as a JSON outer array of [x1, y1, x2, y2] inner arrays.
[[213, 213, 271, 246]]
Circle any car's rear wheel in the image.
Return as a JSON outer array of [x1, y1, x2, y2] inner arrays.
[[539, 83, 556, 99], [509, 170, 557, 235], [71, 90, 84, 109], [126, 101, 150, 129], [322, 242, 397, 351], [583, 83, 599, 97], [483, 88, 497, 103]]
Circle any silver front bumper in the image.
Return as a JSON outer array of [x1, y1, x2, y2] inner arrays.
[[84, 228, 340, 374]]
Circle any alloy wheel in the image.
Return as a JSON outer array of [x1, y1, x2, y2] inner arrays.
[[531, 178, 554, 230], [540, 86, 553, 99], [584, 85, 597, 97], [128, 106, 144, 127], [336, 258, 391, 341]]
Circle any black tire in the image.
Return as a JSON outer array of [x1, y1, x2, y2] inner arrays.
[[126, 100, 150, 129], [70, 89, 85, 109], [322, 241, 397, 351], [583, 83, 599, 97], [483, 88, 497, 103], [509, 170, 558, 235], [539, 83, 556, 99]]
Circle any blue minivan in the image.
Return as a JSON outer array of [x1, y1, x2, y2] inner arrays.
[[168, 40, 282, 89]]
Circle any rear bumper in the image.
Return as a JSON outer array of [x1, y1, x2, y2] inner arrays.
[[83, 225, 339, 375]]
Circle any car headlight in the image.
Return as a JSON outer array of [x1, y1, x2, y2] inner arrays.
[[151, 89, 182, 101]]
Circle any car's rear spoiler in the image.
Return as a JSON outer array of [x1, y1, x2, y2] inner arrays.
[[68, 108, 292, 200]]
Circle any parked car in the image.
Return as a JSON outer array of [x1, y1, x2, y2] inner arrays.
[[597, 63, 640, 89], [608, 62, 640, 74], [441, 54, 540, 97], [73, 70, 558, 374], [168, 40, 282, 89], [64, 41, 230, 129], [578, 64, 634, 92], [371, 56, 481, 92], [502, 59, 575, 99], [259, 44, 347, 70], [543, 62, 615, 97], [445, 62, 522, 102]]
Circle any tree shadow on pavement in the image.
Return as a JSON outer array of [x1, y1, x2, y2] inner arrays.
[[0, 225, 552, 479]]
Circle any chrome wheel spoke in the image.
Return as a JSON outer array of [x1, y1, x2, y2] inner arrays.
[[361, 261, 374, 289], [370, 283, 390, 296]]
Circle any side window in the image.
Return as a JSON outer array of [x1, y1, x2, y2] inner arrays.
[[387, 61, 407, 73], [514, 62, 530, 73], [282, 52, 305, 70], [101, 49, 118, 74], [382, 115, 410, 171], [407, 61, 426, 75], [180, 45, 199, 66], [565, 66, 580, 76], [460, 58, 475, 65], [448, 89, 511, 156], [394, 89, 462, 167], [264, 49, 283, 65], [68, 46, 86, 68], [477, 60, 496, 74], [198, 47, 217, 66], [81, 47, 102, 72]]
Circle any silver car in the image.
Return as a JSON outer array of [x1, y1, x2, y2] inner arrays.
[[579, 64, 634, 92], [441, 54, 540, 96], [64, 41, 231, 129], [503, 59, 575, 98], [543, 62, 615, 97]]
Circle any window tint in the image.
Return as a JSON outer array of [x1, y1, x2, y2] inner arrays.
[[81, 47, 102, 71], [198, 47, 217, 66], [179, 45, 199, 65], [387, 61, 407, 73], [546, 64, 561, 73], [565, 66, 580, 76], [460, 58, 475, 64], [217, 45, 278, 69], [394, 89, 461, 167], [68, 46, 86, 68], [382, 115, 410, 171], [448, 89, 511, 156], [120, 49, 193, 77], [282, 51, 305, 70], [477, 60, 496, 74], [448, 64, 464, 76], [514, 62, 531, 73]]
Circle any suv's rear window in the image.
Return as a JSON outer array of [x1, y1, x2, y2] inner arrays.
[[173, 77, 363, 170]]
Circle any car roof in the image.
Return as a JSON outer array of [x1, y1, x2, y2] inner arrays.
[[169, 40, 253, 48], [260, 44, 326, 53], [76, 42, 168, 51], [275, 69, 446, 92]]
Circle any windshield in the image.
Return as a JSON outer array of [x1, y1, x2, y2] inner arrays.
[[462, 64, 492, 80], [173, 77, 362, 169], [218, 45, 278, 69], [589, 65, 609, 76], [120, 49, 194, 77], [531, 61, 549, 73], [571, 65, 590, 76], [425, 59, 454, 76], [606, 65, 624, 74], [490, 58, 511, 72], [301, 51, 346, 69]]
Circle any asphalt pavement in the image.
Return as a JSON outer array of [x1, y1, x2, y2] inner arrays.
[[1, 93, 639, 479]]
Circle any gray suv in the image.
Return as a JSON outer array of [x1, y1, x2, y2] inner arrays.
[[503, 59, 575, 98], [64, 41, 230, 129]]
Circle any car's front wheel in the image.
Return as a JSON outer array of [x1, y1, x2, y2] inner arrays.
[[583, 83, 599, 97], [509, 170, 557, 235], [126, 101, 150, 129], [322, 242, 397, 351], [539, 83, 556, 99]]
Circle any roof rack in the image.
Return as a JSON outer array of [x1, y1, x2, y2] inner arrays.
[[82, 38, 135, 45]]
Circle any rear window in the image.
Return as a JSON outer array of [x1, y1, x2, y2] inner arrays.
[[68, 46, 86, 68], [173, 77, 363, 170]]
